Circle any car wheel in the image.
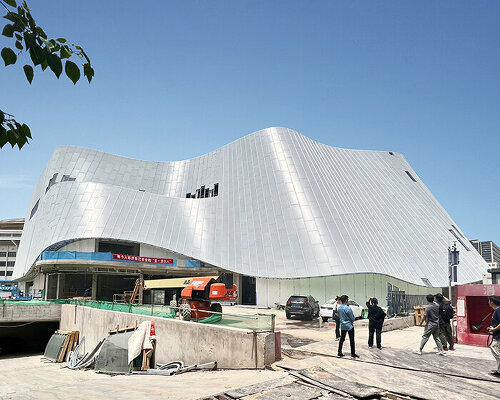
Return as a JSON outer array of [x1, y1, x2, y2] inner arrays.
[[286, 312, 291, 319], [306, 312, 313, 321], [322, 317, 328, 323]]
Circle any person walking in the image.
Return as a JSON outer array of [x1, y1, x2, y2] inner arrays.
[[337, 295, 359, 358], [435, 293, 455, 351], [413, 294, 446, 356], [366, 297, 386, 349], [486, 295, 500, 377], [333, 296, 341, 340]]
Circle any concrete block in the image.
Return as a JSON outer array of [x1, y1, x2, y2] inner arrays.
[[60, 305, 275, 369], [0, 304, 61, 322]]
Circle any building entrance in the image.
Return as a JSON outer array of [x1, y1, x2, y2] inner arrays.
[[241, 275, 256, 305]]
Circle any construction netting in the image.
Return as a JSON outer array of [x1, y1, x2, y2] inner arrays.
[[0, 299, 275, 331]]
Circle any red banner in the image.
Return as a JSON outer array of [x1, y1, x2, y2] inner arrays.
[[113, 253, 174, 264]]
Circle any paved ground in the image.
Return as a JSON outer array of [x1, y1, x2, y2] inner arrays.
[[0, 305, 497, 400]]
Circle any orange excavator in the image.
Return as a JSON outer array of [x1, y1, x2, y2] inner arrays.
[[178, 274, 237, 320]]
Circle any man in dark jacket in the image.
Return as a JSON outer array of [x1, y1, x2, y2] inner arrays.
[[435, 293, 455, 351], [366, 297, 386, 349]]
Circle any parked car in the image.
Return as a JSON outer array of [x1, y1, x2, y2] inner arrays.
[[285, 295, 320, 320], [320, 299, 365, 322]]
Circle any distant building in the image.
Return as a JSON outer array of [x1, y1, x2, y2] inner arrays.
[[471, 240, 500, 284], [0, 218, 24, 282], [470, 240, 500, 269]]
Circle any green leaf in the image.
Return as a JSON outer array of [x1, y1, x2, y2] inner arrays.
[[48, 53, 62, 78], [56, 37, 66, 43], [15, 32, 22, 40], [0, 110, 4, 124], [1, 47, 17, 66], [28, 46, 39, 65], [0, 129, 7, 148], [15, 40, 23, 50], [34, 26, 47, 39], [60, 45, 71, 59], [3, 13, 17, 23], [2, 24, 14, 37], [65, 60, 80, 84], [23, 64, 33, 83], [40, 57, 48, 71], [21, 123, 31, 139], [83, 62, 94, 83], [4, 0, 17, 7], [40, 36, 54, 49]]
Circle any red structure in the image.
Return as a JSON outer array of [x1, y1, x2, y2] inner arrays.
[[455, 284, 500, 347]]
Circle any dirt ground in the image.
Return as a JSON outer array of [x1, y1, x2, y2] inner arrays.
[[0, 306, 496, 400]]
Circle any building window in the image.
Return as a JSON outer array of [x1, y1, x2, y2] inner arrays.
[[30, 199, 40, 220], [6, 271, 13, 276], [0, 261, 5, 266], [405, 171, 417, 182], [8, 252, 16, 257], [389, 152, 394, 155], [7, 261, 15, 267], [0, 271, 5, 276], [61, 174, 76, 182], [421, 278, 432, 287], [45, 173, 58, 193], [0, 252, 5, 257]]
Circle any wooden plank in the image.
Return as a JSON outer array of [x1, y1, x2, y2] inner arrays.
[[251, 382, 322, 400], [64, 332, 75, 361], [289, 371, 355, 399], [284, 356, 500, 400], [72, 331, 79, 351], [352, 347, 499, 383], [297, 367, 385, 399], [225, 377, 297, 398], [56, 333, 71, 363]]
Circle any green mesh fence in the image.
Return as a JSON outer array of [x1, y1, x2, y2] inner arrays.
[[1, 299, 274, 331]]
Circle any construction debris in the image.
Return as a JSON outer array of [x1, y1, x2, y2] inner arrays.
[[67, 337, 105, 370], [43, 330, 79, 363], [132, 360, 217, 376]]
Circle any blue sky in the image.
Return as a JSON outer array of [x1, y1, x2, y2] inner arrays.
[[1, 1, 498, 244]]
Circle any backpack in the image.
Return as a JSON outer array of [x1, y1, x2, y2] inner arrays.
[[441, 303, 454, 320]]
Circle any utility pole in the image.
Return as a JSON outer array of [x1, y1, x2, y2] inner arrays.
[[448, 243, 459, 303]]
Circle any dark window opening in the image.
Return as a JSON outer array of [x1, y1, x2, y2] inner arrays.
[[98, 240, 139, 256], [7, 262, 14, 267], [0, 261, 5, 266], [7, 252, 16, 257], [0, 252, 5, 257], [389, 152, 394, 155], [61, 175, 76, 182], [30, 200, 40, 220], [45, 173, 58, 193], [187, 183, 219, 199], [405, 171, 417, 182]]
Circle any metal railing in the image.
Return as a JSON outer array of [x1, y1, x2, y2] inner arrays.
[[67, 299, 275, 332]]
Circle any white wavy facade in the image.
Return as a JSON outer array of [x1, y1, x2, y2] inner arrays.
[[14, 127, 488, 296]]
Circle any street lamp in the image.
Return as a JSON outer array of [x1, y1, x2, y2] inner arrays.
[[448, 243, 459, 302]]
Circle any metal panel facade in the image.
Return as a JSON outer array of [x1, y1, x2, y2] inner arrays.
[[13, 127, 489, 286]]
